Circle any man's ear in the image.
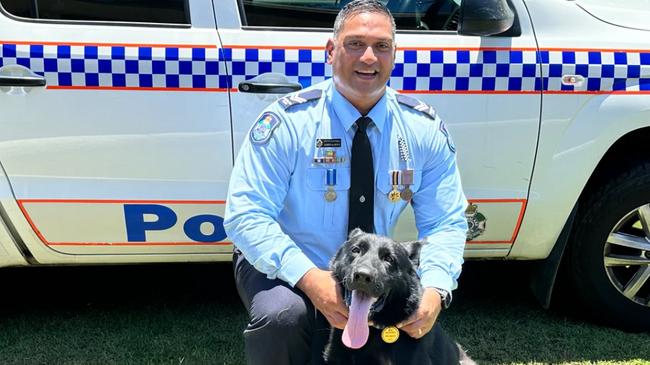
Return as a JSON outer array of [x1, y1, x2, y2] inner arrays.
[[401, 240, 423, 267], [326, 39, 335, 64]]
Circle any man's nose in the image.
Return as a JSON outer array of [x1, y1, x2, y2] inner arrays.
[[360, 46, 377, 64]]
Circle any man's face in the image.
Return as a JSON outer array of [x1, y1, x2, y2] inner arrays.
[[326, 12, 396, 111]]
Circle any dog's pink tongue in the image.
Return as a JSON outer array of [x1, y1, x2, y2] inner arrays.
[[342, 290, 375, 349]]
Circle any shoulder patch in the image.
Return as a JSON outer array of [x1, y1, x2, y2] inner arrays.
[[250, 112, 281, 144], [396, 94, 437, 120], [278, 89, 322, 110]]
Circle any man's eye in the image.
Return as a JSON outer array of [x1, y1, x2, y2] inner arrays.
[[347, 41, 364, 49]]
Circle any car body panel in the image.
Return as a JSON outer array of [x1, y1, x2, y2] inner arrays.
[[511, 0, 650, 258], [0, 0, 233, 262]]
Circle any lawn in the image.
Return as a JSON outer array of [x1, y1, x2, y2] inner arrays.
[[0, 261, 647, 364]]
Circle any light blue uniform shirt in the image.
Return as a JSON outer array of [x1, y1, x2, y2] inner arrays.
[[224, 79, 468, 294]]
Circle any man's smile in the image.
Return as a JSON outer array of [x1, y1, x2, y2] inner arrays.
[[355, 70, 379, 79]]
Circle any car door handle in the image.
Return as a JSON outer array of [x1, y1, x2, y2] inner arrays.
[[0, 74, 47, 87], [237, 73, 302, 94], [238, 81, 302, 94]]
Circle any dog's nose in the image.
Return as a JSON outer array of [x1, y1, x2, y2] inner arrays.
[[353, 269, 373, 285]]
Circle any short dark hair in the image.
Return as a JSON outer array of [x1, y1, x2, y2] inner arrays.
[[333, 0, 396, 40]]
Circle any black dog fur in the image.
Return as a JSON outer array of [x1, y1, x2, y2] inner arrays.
[[323, 229, 472, 365]]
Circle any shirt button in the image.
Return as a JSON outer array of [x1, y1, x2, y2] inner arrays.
[[359, 195, 366, 203]]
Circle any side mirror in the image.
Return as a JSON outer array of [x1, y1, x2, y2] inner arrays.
[[457, 0, 518, 36]]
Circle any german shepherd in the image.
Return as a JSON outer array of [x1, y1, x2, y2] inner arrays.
[[323, 228, 474, 365]]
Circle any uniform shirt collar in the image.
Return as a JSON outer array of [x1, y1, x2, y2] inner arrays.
[[329, 82, 387, 133]]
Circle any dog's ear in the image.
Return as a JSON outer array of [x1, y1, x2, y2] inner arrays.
[[401, 240, 423, 267], [348, 227, 365, 240]]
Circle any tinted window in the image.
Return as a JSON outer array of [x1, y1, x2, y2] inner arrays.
[[0, 0, 189, 24], [241, 0, 460, 31]]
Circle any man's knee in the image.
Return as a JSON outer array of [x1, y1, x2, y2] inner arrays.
[[247, 286, 313, 334]]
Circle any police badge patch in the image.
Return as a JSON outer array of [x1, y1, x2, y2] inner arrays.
[[465, 203, 487, 240], [250, 112, 281, 144], [439, 121, 456, 153]]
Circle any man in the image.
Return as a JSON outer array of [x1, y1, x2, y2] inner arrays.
[[224, 1, 468, 364]]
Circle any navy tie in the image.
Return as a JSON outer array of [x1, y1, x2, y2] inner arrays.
[[348, 116, 374, 233]]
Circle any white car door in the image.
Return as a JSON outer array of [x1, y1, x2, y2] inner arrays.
[[215, 0, 540, 258], [0, 0, 233, 263]]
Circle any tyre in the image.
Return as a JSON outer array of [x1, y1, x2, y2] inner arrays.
[[567, 163, 650, 331]]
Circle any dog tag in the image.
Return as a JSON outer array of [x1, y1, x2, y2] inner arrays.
[[381, 326, 400, 344], [388, 171, 401, 203]]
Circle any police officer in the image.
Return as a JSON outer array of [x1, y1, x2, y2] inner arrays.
[[224, 1, 468, 364]]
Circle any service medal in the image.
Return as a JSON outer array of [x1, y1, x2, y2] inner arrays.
[[401, 169, 414, 202], [325, 168, 337, 202], [388, 171, 401, 203], [401, 187, 413, 202], [325, 188, 337, 202]]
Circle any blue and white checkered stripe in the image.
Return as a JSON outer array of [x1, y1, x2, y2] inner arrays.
[[390, 48, 540, 92], [225, 47, 650, 93], [540, 50, 650, 92], [0, 43, 228, 89], [226, 47, 331, 90], [2, 42, 649, 93]]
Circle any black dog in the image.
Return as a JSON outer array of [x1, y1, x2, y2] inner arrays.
[[323, 229, 473, 365]]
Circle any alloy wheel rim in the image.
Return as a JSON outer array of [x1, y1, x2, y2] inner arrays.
[[604, 205, 650, 307]]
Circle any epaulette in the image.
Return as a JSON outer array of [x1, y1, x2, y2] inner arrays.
[[396, 94, 437, 120], [278, 89, 322, 110]]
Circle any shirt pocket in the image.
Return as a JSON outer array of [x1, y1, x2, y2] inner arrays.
[[307, 167, 351, 228]]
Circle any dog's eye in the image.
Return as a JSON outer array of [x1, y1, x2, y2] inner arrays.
[[351, 246, 361, 254], [382, 255, 394, 264]]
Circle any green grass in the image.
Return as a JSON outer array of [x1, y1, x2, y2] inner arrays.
[[0, 262, 647, 364]]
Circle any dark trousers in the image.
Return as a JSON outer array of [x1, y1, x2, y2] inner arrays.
[[233, 250, 330, 365]]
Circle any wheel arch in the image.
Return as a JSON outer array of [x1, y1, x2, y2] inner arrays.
[[530, 126, 650, 309]]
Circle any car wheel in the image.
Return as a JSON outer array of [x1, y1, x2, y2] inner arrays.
[[567, 163, 650, 331]]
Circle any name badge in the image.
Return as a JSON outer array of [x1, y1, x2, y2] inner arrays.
[[316, 138, 342, 148]]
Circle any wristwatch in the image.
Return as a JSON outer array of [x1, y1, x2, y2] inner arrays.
[[433, 288, 451, 309]]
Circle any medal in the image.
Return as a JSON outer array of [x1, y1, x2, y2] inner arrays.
[[325, 150, 336, 163], [388, 171, 401, 203], [325, 168, 337, 202], [313, 150, 345, 164], [401, 169, 414, 202], [381, 326, 400, 344]]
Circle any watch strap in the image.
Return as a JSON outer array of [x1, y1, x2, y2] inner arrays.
[[433, 287, 451, 309]]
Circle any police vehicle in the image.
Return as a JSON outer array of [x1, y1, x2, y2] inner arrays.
[[0, 0, 648, 330]]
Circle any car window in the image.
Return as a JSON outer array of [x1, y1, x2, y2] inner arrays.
[[240, 0, 461, 31], [0, 0, 189, 24]]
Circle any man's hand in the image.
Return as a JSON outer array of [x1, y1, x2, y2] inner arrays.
[[397, 287, 442, 339], [296, 268, 349, 329]]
